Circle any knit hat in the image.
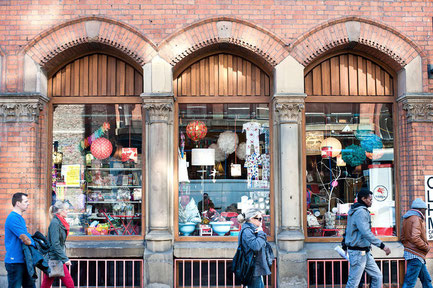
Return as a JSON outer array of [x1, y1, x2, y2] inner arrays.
[[411, 198, 427, 209]]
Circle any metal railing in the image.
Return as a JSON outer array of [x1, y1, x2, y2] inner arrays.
[[52, 258, 143, 288], [174, 258, 277, 288], [308, 258, 406, 287]]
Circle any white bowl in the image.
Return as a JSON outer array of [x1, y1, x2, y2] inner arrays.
[[179, 222, 196, 236], [209, 221, 233, 236]]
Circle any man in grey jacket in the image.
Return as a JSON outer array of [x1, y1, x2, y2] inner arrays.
[[345, 189, 391, 288]]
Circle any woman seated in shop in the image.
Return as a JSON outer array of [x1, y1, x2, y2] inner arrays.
[[198, 193, 214, 215]]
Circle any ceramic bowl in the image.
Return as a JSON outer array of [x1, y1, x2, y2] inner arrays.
[[209, 221, 233, 236], [179, 222, 196, 236]]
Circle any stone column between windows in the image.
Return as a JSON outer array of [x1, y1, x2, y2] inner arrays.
[[273, 96, 306, 247], [141, 98, 174, 288], [141, 55, 174, 288], [272, 55, 308, 287]]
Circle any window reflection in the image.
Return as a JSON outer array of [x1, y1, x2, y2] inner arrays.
[[178, 103, 271, 237], [305, 103, 395, 237]]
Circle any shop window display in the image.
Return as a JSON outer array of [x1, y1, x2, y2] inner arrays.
[[52, 104, 142, 236], [178, 104, 271, 237], [305, 103, 395, 238]]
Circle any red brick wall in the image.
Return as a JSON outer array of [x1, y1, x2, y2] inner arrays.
[[0, 1, 431, 91], [0, 108, 49, 259]]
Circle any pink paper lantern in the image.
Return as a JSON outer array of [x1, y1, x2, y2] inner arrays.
[[90, 138, 113, 160]]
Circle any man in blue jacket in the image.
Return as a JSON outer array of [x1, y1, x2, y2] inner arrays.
[[5, 193, 35, 288], [345, 189, 391, 288]]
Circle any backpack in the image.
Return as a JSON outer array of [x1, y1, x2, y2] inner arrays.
[[232, 227, 257, 285]]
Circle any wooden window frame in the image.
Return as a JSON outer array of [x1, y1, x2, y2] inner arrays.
[[47, 51, 145, 241], [174, 97, 275, 242], [303, 51, 400, 243]]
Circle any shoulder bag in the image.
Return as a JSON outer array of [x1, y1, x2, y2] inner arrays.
[[48, 259, 65, 278], [232, 228, 256, 285]]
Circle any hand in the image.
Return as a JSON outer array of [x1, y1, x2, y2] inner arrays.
[[19, 234, 32, 246], [383, 246, 391, 256], [255, 227, 263, 233], [65, 260, 72, 266]]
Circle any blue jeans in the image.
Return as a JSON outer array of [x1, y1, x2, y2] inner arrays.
[[402, 258, 433, 288], [346, 250, 383, 288], [5, 263, 35, 288], [247, 276, 264, 288]]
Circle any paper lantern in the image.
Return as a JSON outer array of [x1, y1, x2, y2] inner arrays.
[[209, 143, 227, 162], [320, 137, 342, 158], [360, 134, 383, 153], [342, 144, 366, 167], [217, 131, 239, 154], [90, 138, 113, 160], [186, 120, 207, 142], [237, 142, 247, 160]]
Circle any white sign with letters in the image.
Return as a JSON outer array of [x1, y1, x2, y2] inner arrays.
[[425, 175, 433, 241]]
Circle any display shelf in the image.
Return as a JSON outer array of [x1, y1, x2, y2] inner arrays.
[[88, 216, 141, 220], [87, 186, 141, 189], [87, 201, 142, 204], [86, 168, 142, 171]]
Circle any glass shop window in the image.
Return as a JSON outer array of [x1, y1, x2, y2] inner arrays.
[[305, 103, 395, 238], [178, 103, 271, 237], [52, 104, 142, 236]]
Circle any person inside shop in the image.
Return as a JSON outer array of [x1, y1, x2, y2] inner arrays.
[[198, 193, 214, 215], [41, 201, 75, 288]]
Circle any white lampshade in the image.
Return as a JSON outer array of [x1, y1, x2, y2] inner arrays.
[[191, 148, 215, 166]]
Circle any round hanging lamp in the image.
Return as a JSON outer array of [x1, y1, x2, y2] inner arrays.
[[320, 137, 342, 158], [90, 138, 113, 160], [186, 120, 207, 142]]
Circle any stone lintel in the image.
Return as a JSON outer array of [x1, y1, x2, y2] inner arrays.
[[174, 241, 277, 259], [0, 93, 48, 123], [305, 241, 403, 259], [397, 93, 433, 123], [66, 241, 144, 258]]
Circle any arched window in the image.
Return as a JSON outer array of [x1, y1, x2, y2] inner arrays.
[[174, 53, 274, 240], [49, 53, 144, 239], [304, 53, 397, 240]]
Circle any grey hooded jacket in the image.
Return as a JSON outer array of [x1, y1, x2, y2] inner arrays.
[[344, 202, 384, 249]]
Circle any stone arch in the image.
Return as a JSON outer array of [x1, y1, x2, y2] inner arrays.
[[289, 17, 424, 72], [158, 17, 288, 68], [23, 16, 158, 74]]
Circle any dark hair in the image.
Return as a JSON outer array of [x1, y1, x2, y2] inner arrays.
[[12, 193, 28, 206], [357, 188, 373, 203]]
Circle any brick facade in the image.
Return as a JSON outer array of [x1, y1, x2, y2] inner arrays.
[[1, 0, 433, 285]]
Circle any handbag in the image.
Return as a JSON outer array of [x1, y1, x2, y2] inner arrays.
[[48, 259, 65, 278], [232, 228, 256, 285]]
